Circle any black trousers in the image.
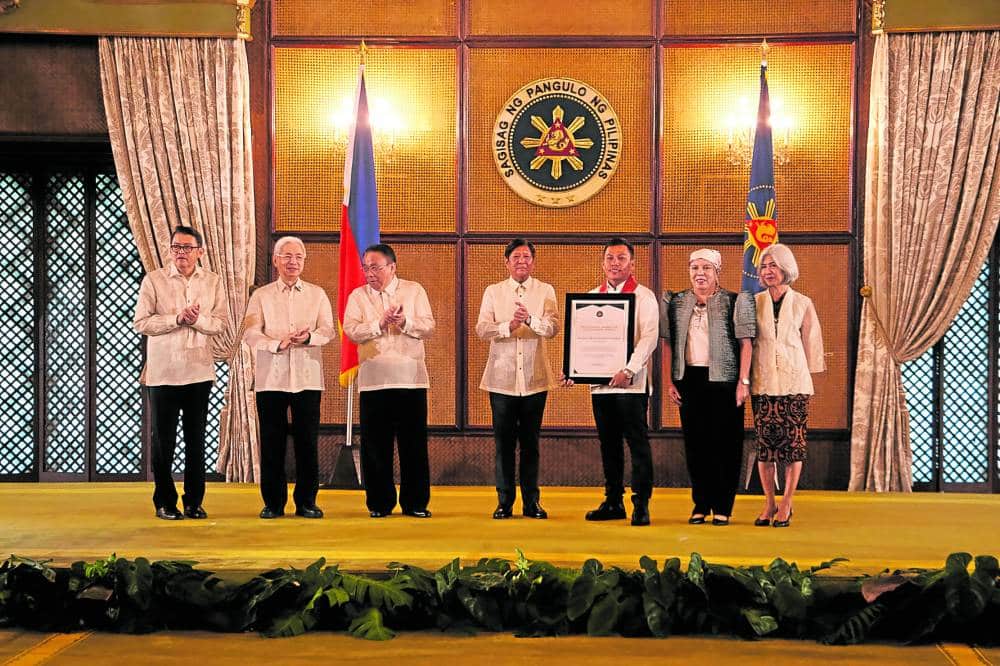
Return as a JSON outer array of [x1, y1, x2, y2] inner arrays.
[[591, 393, 653, 500], [255, 390, 321, 511], [675, 367, 744, 516], [360, 388, 430, 514], [148, 382, 211, 510], [489, 391, 547, 507]]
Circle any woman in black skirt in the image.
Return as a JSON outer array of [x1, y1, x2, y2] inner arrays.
[[750, 244, 825, 528]]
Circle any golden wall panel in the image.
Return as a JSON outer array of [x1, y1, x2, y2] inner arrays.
[[468, 48, 653, 234], [662, 43, 853, 234], [273, 47, 456, 233], [659, 244, 850, 431], [304, 241, 457, 426], [273, 0, 457, 37], [466, 242, 651, 428], [664, 0, 855, 36], [469, 0, 653, 36]]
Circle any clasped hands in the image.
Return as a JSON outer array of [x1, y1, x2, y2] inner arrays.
[[380, 304, 406, 331], [509, 302, 530, 331], [278, 328, 310, 351], [175, 303, 200, 326]]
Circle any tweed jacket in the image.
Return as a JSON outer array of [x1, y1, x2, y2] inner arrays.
[[750, 288, 825, 396], [659, 288, 756, 383]]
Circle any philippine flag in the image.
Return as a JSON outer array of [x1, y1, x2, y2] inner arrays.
[[337, 63, 380, 387]]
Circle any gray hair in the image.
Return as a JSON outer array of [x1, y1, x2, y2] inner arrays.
[[273, 236, 306, 257], [759, 243, 799, 285]]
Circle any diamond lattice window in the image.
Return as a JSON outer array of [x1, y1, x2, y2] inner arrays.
[[902, 253, 997, 489]]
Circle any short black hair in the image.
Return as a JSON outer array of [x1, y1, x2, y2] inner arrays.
[[504, 238, 535, 259], [603, 237, 633, 258], [364, 243, 397, 264], [172, 225, 203, 247]]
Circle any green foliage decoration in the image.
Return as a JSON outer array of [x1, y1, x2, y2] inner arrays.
[[0, 551, 996, 645]]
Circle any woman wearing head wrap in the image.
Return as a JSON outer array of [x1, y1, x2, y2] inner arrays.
[[750, 243, 824, 528], [660, 249, 756, 525]]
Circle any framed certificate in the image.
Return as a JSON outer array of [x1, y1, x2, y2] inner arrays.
[[562, 292, 636, 384]]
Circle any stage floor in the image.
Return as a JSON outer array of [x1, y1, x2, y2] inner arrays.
[[3, 629, 996, 665], [1, 483, 998, 575]]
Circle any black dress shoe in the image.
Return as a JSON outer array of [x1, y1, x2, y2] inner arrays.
[[295, 505, 324, 519], [369, 510, 389, 518], [156, 506, 184, 521], [522, 502, 548, 519], [754, 517, 772, 527], [585, 499, 627, 521], [712, 516, 730, 526], [688, 514, 706, 525], [772, 509, 792, 528], [183, 506, 207, 519], [403, 509, 432, 518], [259, 507, 284, 519], [631, 504, 650, 527], [493, 505, 513, 519]]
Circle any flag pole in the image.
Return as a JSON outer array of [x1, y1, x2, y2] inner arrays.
[[345, 377, 361, 483]]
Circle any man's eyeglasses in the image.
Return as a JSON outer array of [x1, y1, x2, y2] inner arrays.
[[170, 244, 200, 254], [362, 264, 390, 274], [277, 254, 306, 263]]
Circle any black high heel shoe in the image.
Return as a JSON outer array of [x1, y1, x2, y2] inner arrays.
[[771, 509, 793, 528], [754, 507, 777, 527]]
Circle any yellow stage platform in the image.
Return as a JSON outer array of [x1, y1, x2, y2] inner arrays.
[[1, 484, 997, 575]]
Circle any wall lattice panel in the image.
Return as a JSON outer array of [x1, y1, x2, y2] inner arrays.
[[43, 174, 88, 475], [468, 48, 653, 234], [659, 244, 850, 430], [663, 0, 856, 36], [304, 241, 457, 427], [466, 242, 651, 429], [0, 173, 35, 475], [273, 0, 457, 37], [94, 174, 144, 476], [662, 43, 853, 234], [469, 0, 653, 37], [273, 47, 457, 233]]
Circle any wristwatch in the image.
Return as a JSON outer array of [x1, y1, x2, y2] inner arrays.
[[740, 377, 750, 386], [525, 315, 532, 326], [622, 368, 635, 380]]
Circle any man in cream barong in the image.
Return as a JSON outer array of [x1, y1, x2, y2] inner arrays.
[[134, 225, 227, 521]]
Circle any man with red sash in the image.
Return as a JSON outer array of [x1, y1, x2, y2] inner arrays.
[[581, 238, 659, 526]]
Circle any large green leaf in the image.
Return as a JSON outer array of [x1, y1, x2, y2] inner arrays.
[[341, 572, 414, 611], [741, 607, 778, 636], [455, 585, 503, 631], [262, 608, 317, 637], [586, 589, 622, 636], [349, 607, 396, 641], [823, 601, 887, 645]]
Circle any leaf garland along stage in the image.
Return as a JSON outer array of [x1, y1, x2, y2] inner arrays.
[[1, 550, 998, 645]]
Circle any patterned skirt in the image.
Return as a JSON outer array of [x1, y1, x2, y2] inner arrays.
[[751, 394, 810, 463]]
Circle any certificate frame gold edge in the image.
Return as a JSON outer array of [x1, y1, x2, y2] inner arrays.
[[562, 292, 636, 385]]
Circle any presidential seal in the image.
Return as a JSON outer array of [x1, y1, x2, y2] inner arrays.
[[492, 78, 621, 208]]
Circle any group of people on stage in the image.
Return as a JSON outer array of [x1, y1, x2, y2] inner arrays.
[[135, 228, 823, 529]]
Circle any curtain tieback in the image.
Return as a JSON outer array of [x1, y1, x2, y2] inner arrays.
[[860, 285, 903, 366]]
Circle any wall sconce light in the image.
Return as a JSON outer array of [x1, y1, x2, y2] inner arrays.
[[722, 96, 794, 168], [329, 95, 405, 164]]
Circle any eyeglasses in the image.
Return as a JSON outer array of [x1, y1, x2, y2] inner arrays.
[[362, 264, 390, 274], [277, 254, 306, 263], [170, 244, 201, 254]]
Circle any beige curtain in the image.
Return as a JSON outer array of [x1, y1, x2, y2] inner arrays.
[[99, 37, 260, 482], [850, 31, 1000, 491]]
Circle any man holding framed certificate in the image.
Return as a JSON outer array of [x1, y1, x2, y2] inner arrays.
[[564, 238, 659, 526]]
